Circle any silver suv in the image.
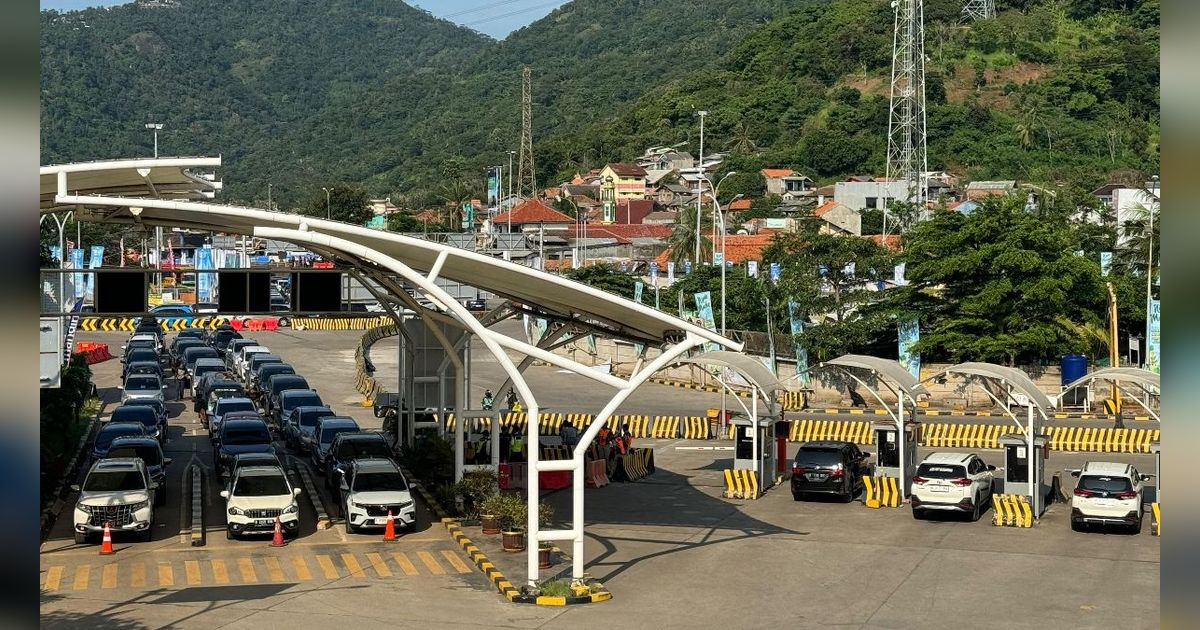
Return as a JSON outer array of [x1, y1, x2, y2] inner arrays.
[[71, 458, 156, 544]]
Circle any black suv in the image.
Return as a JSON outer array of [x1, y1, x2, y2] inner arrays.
[[324, 432, 396, 493], [790, 440, 873, 502]]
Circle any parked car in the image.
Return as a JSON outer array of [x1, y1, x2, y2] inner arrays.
[[151, 304, 193, 316], [170, 339, 206, 368], [120, 373, 167, 406], [209, 397, 259, 437], [250, 363, 295, 398], [337, 458, 415, 534], [790, 440, 873, 502], [106, 436, 171, 506], [464, 297, 487, 312], [195, 302, 219, 314], [226, 452, 284, 486], [109, 405, 165, 444], [122, 334, 160, 357], [245, 353, 283, 388], [275, 389, 324, 429], [264, 374, 311, 420], [130, 399, 169, 436], [183, 347, 221, 378], [1070, 461, 1151, 533], [190, 358, 228, 398], [326, 432, 396, 493], [283, 405, 335, 453], [209, 327, 242, 352], [124, 360, 164, 381], [220, 464, 301, 540], [910, 452, 997, 521], [235, 345, 271, 381], [311, 417, 361, 472], [200, 379, 246, 426], [121, 348, 162, 380], [225, 338, 260, 369], [92, 422, 149, 461], [214, 417, 274, 479], [71, 457, 156, 544]]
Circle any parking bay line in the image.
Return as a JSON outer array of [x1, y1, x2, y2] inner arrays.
[[184, 560, 201, 585], [72, 564, 90, 591], [210, 559, 230, 584], [291, 556, 313, 581], [237, 557, 258, 583], [43, 566, 64, 592], [101, 564, 117, 589], [314, 554, 340, 580], [364, 552, 391, 578], [439, 550, 472, 574], [129, 562, 146, 588], [158, 563, 174, 587], [263, 556, 286, 582], [391, 552, 419, 576], [341, 553, 366, 579]]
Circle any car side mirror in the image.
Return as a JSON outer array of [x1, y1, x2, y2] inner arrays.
[[117, 385, 124, 390], [987, 464, 997, 471], [121, 345, 127, 350], [70, 484, 81, 492], [1070, 470, 1081, 478], [219, 490, 229, 499], [293, 487, 302, 496], [163, 385, 170, 389], [163, 458, 172, 465], [1141, 474, 1155, 481]]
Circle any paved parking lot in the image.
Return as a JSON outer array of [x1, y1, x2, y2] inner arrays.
[[42, 330, 1160, 629]]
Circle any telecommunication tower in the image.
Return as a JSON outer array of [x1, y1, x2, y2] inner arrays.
[[517, 66, 536, 199], [961, 0, 995, 21], [885, 0, 928, 212]]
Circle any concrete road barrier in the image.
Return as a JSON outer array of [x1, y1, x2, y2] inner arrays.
[[992, 494, 1033, 528]]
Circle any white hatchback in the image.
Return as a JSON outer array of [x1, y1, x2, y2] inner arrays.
[[1070, 461, 1150, 533], [911, 452, 996, 521]]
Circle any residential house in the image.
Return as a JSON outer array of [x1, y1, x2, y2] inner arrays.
[[642, 210, 678, 226], [813, 200, 862, 236], [643, 168, 677, 188], [657, 183, 693, 208], [599, 163, 649, 200], [761, 169, 814, 196], [615, 199, 657, 224], [964, 180, 1017, 201], [490, 199, 576, 234], [652, 233, 775, 269], [834, 178, 912, 211], [368, 198, 399, 215], [728, 198, 753, 218]]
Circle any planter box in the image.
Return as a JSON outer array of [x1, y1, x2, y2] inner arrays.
[[501, 530, 525, 552]]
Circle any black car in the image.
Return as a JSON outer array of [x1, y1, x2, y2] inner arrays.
[[121, 348, 161, 379], [107, 436, 171, 505], [283, 405, 335, 453], [182, 346, 221, 375], [251, 363, 295, 398], [110, 404, 165, 444], [226, 452, 284, 488], [790, 441, 873, 502], [276, 389, 323, 429], [209, 328, 243, 352], [325, 432, 395, 492], [265, 374, 311, 421], [214, 417, 274, 478], [125, 360, 164, 379], [170, 339, 206, 367], [464, 297, 487, 311], [92, 422, 148, 461], [311, 416, 361, 472]]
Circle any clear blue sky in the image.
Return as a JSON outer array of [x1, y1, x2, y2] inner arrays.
[[39, 1, 570, 39]]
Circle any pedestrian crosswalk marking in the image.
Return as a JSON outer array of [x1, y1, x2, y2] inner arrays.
[[101, 564, 117, 589], [237, 557, 257, 583], [341, 553, 365, 578], [391, 551, 418, 576], [72, 564, 90, 591], [440, 550, 472, 574], [263, 557, 285, 582], [158, 563, 174, 587], [291, 556, 312, 581], [315, 554, 340, 579], [365, 552, 391, 578], [43, 566, 63, 591], [417, 550, 445, 575], [211, 559, 230, 584], [184, 560, 201, 585], [130, 562, 146, 588]]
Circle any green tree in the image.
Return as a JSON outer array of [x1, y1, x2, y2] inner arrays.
[[667, 205, 713, 266], [561, 264, 636, 300], [304, 185, 372, 225], [386, 212, 421, 232], [662, 264, 775, 332]]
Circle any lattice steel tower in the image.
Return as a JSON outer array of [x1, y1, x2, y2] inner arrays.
[[885, 0, 928, 210], [961, 0, 995, 21], [517, 66, 536, 199]]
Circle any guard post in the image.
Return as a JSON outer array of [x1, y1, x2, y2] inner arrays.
[[999, 433, 1050, 518], [731, 415, 775, 494], [873, 420, 918, 498]]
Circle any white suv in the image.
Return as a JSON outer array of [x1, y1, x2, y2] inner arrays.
[[71, 458, 156, 544], [221, 465, 301, 539], [1070, 461, 1150, 533], [911, 452, 996, 522], [338, 458, 416, 534]]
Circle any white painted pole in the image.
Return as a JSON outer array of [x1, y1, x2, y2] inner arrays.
[[897, 391, 906, 500]]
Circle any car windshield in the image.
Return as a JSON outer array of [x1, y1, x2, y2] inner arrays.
[[273, 379, 307, 393], [128, 364, 158, 375], [127, 350, 157, 362], [234, 474, 290, 496], [194, 364, 223, 377], [795, 448, 845, 467], [84, 470, 146, 492], [1079, 475, 1133, 493], [125, 376, 159, 391], [299, 410, 332, 427], [353, 471, 407, 492], [284, 394, 322, 409], [217, 400, 256, 415], [111, 408, 155, 424], [320, 426, 356, 444], [337, 440, 392, 460], [223, 427, 271, 445], [917, 464, 967, 479], [108, 445, 161, 466]]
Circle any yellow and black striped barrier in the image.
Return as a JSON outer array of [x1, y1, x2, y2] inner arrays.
[[862, 475, 901, 508], [78, 316, 232, 332], [291, 316, 391, 331], [992, 494, 1033, 527], [651, 416, 680, 439], [920, 423, 1012, 449], [540, 445, 571, 460], [723, 469, 759, 499], [1151, 503, 1160, 536], [790, 419, 874, 445], [681, 416, 709, 440], [1046, 426, 1159, 454]]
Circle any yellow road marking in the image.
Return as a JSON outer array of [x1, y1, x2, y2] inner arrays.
[[157, 563, 174, 587], [263, 556, 285, 582], [130, 562, 146, 588], [184, 560, 201, 585], [417, 551, 445, 575], [440, 550, 473, 574], [391, 552, 418, 576], [101, 564, 118, 589], [365, 552, 391, 578], [211, 559, 230, 584], [72, 564, 90, 591], [341, 553, 365, 578], [237, 557, 257, 583], [291, 556, 312, 581], [43, 566, 64, 592], [315, 554, 339, 580]]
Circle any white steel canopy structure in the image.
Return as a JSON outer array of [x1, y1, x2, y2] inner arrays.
[[40, 156, 742, 588], [1057, 367, 1161, 421]]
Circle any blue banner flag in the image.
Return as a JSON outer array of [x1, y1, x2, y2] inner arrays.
[[898, 318, 921, 379], [788, 301, 810, 386]]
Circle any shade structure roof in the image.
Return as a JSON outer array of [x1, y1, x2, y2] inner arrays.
[[40, 157, 222, 210], [43, 158, 741, 350], [673, 351, 784, 395], [1061, 367, 1160, 394], [922, 361, 1054, 411], [823, 354, 929, 396]]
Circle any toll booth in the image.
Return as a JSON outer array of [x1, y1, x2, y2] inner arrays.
[[873, 420, 918, 496], [731, 416, 775, 489], [999, 433, 1050, 517]]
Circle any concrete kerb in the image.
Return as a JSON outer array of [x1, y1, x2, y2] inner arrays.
[[797, 408, 1154, 421], [441, 518, 612, 606], [397, 463, 450, 523], [292, 459, 332, 529], [189, 464, 205, 547]]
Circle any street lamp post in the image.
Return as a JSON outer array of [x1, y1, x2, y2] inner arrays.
[[1144, 174, 1158, 369], [145, 123, 163, 158], [321, 187, 331, 220], [267, 183, 273, 212], [694, 110, 708, 266], [507, 150, 517, 233], [557, 195, 586, 268]]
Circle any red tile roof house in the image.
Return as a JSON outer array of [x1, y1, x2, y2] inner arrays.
[[491, 199, 576, 233]]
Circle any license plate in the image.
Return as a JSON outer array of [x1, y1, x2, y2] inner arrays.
[[254, 519, 274, 527], [805, 473, 826, 481], [930, 486, 949, 493]]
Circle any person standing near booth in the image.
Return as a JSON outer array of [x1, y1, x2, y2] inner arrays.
[[510, 432, 525, 462], [481, 389, 494, 411]]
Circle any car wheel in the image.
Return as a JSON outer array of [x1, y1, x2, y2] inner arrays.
[[1131, 515, 1143, 535], [792, 492, 803, 502], [970, 499, 982, 522], [226, 527, 235, 540], [1070, 519, 1083, 532], [912, 508, 925, 520], [74, 531, 89, 545]]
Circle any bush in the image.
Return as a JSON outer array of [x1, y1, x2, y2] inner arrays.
[[451, 469, 499, 519], [398, 432, 454, 487], [478, 492, 555, 531]]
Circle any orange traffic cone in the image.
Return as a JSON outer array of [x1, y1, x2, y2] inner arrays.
[[270, 516, 286, 547], [383, 509, 397, 542], [99, 522, 114, 555]]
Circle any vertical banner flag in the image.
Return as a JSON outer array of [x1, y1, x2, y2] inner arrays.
[[461, 202, 474, 230], [649, 262, 659, 285], [50, 245, 62, 264], [769, 262, 781, 284], [620, 260, 629, 273], [898, 317, 921, 379], [683, 260, 693, 275], [714, 251, 724, 266], [70, 247, 85, 303], [535, 317, 548, 343], [747, 260, 759, 277], [1100, 251, 1112, 277], [85, 245, 104, 298], [196, 245, 215, 302], [1147, 299, 1160, 373], [667, 261, 676, 285], [788, 301, 810, 386], [893, 263, 906, 286], [694, 291, 717, 350], [634, 281, 644, 304], [487, 169, 499, 210]]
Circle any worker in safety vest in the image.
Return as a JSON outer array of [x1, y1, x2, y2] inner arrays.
[[510, 433, 525, 462], [481, 389, 494, 411], [615, 424, 630, 455]]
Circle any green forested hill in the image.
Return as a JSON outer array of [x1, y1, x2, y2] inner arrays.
[[40, 0, 1158, 208]]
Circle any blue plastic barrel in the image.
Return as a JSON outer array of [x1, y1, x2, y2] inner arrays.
[[1061, 353, 1088, 386]]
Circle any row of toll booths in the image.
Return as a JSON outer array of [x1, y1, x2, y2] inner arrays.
[[730, 416, 1055, 517]]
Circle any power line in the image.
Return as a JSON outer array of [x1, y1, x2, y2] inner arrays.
[[463, 0, 567, 27], [441, 0, 529, 19]]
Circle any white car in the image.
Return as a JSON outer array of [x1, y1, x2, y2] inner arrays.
[[235, 345, 270, 382], [221, 465, 301, 539], [71, 458, 156, 544], [337, 458, 416, 534], [910, 452, 996, 521], [1070, 461, 1150, 533]]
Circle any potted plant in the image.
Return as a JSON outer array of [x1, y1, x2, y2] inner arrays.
[[538, 542, 554, 569], [496, 493, 528, 552], [454, 470, 500, 528], [477, 493, 506, 536]]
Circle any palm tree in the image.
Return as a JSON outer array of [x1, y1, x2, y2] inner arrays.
[[726, 121, 758, 154], [1014, 104, 1040, 149], [1114, 202, 1160, 275], [437, 179, 475, 231], [667, 205, 712, 266], [1056, 316, 1110, 361]]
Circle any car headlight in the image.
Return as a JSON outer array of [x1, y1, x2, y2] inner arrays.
[[130, 500, 149, 511], [399, 500, 414, 508], [283, 503, 298, 514], [228, 506, 244, 516]]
